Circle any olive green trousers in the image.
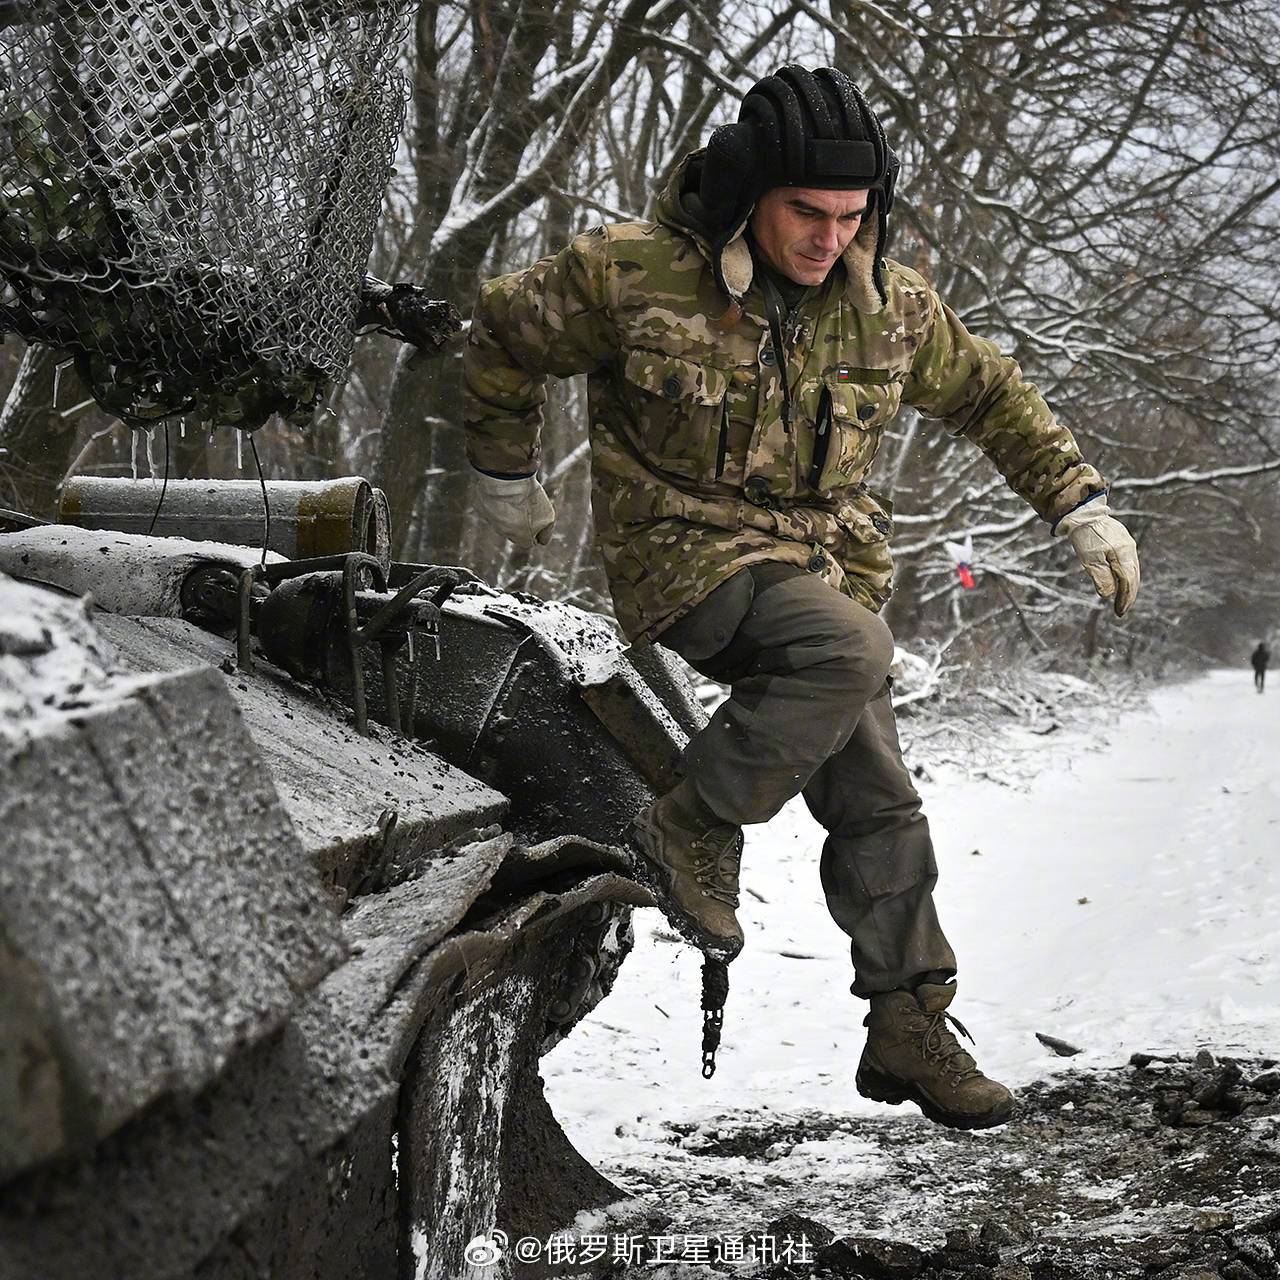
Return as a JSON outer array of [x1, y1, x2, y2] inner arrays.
[[659, 563, 957, 998]]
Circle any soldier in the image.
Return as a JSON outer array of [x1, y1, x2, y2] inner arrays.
[[462, 66, 1140, 1130], [1251, 641, 1270, 692]]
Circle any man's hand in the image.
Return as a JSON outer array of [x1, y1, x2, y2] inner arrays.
[[1054, 496, 1140, 617], [473, 471, 556, 548]]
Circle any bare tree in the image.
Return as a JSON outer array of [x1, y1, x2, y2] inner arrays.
[[4, 0, 1278, 674]]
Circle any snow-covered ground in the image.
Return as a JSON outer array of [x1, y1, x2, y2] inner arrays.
[[545, 667, 1279, 1197]]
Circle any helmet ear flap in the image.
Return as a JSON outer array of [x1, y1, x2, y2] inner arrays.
[[699, 121, 759, 225]]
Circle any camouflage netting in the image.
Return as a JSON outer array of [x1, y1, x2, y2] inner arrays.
[[0, 0, 410, 430]]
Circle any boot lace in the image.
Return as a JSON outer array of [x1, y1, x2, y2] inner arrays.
[[689, 826, 742, 906], [910, 1008, 984, 1084]]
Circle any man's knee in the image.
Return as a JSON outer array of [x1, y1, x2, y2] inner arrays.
[[729, 575, 892, 695], [796, 588, 895, 692], [849, 606, 895, 687], [666, 570, 895, 692]]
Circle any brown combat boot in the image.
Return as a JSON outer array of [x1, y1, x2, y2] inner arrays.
[[628, 779, 745, 963], [856, 982, 1015, 1130]]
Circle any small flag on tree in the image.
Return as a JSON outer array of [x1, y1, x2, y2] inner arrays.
[[945, 534, 976, 590]]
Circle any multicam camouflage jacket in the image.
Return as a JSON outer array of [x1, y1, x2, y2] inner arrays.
[[462, 151, 1106, 644]]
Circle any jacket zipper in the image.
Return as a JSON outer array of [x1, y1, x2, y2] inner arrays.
[[808, 385, 833, 488], [759, 270, 794, 434], [715, 398, 729, 478]]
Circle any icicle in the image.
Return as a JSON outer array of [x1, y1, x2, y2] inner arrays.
[[235, 429, 244, 471], [53, 358, 73, 408], [145, 426, 158, 480], [131, 429, 140, 480]]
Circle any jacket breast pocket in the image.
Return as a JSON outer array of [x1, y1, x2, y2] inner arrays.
[[807, 372, 902, 493], [621, 348, 730, 482]]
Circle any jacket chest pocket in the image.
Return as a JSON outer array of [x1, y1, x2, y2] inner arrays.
[[622, 348, 730, 482], [807, 373, 902, 493]]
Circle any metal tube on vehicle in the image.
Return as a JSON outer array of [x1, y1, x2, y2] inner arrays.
[[58, 476, 392, 568]]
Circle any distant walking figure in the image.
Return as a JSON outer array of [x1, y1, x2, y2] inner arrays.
[[1251, 642, 1270, 692]]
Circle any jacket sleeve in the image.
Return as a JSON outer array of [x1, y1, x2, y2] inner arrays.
[[898, 270, 1107, 526], [462, 226, 618, 477]]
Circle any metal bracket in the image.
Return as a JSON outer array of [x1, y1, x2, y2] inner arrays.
[[234, 554, 460, 736]]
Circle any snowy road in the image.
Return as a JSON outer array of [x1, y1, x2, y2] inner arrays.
[[545, 668, 1279, 1180]]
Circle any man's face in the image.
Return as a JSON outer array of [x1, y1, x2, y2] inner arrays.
[[748, 185, 871, 286]]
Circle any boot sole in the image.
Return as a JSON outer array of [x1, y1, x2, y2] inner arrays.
[[627, 839, 743, 964], [855, 1060, 1015, 1131]]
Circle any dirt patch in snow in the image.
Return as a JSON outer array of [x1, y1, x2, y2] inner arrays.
[[570, 1051, 1280, 1278]]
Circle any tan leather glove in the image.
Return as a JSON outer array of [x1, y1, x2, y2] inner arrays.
[[1054, 496, 1140, 617], [473, 471, 556, 548]]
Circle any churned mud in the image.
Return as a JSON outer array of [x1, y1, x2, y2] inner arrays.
[[570, 1051, 1280, 1279]]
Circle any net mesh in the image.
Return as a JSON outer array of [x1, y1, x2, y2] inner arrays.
[[0, 1, 409, 429]]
